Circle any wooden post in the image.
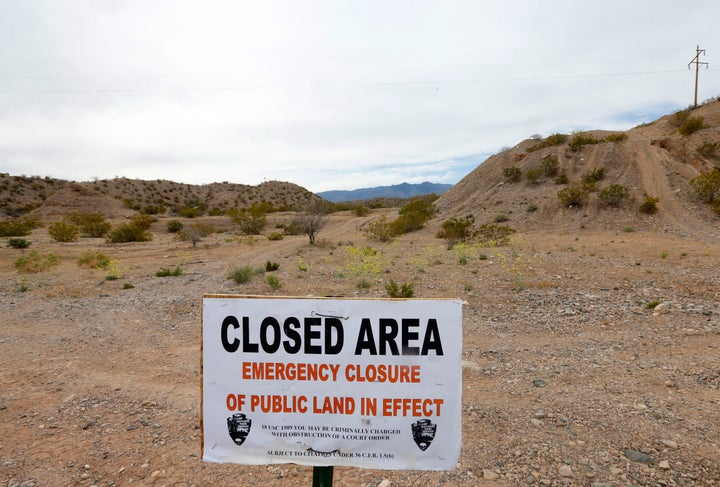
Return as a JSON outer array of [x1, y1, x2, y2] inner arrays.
[[312, 466, 334, 487], [688, 45, 709, 108]]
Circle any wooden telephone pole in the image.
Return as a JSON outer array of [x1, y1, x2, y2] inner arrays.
[[688, 45, 709, 108]]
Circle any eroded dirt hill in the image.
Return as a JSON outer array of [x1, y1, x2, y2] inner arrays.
[[435, 101, 720, 242]]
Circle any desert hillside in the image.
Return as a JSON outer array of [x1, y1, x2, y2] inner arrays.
[[0, 176, 321, 219], [435, 100, 720, 242]]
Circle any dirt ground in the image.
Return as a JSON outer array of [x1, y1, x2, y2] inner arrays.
[[1, 212, 719, 486]]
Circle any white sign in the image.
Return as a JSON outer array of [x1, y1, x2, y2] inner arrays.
[[202, 295, 462, 470]]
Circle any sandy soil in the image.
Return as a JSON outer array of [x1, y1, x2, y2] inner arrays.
[[1, 213, 719, 486]]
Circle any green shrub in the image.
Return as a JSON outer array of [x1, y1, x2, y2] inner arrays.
[[267, 232, 284, 241], [598, 184, 630, 207], [357, 279, 372, 289], [605, 132, 628, 142], [8, 238, 30, 249], [524, 167, 543, 184], [265, 260, 280, 272], [282, 220, 304, 235], [77, 251, 111, 269], [542, 156, 559, 177], [646, 300, 661, 309], [129, 214, 155, 231], [639, 196, 659, 214], [0, 220, 32, 237], [387, 196, 437, 235], [385, 280, 414, 298], [493, 213, 509, 223], [156, 266, 183, 277], [48, 221, 80, 242], [569, 133, 601, 151], [526, 133, 568, 152], [363, 215, 394, 242], [229, 265, 254, 284], [557, 183, 590, 207], [554, 174, 569, 185], [177, 206, 202, 218], [14, 251, 59, 273], [503, 166, 522, 183], [669, 109, 690, 127], [678, 116, 704, 135], [166, 220, 184, 233], [140, 204, 166, 215], [353, 206, 369, 217], [266, 274, 282, 290], [526, 203, 538, 213], [689, 167, 720, 203], [581, 167, 606, 184], [436, 215, 474, 249], [231, 205, 267, 235], [123, 283, 135, 289], [696, 142, 720, 159], [476, 223, 515, 246], [66, 213, 111, 238], [107, 222, 153, 243]]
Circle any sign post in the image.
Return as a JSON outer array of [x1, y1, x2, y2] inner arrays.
[[201, 295, 462, 478], [312, 466, 334, 487]]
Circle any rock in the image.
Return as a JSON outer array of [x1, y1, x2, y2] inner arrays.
[[483, 469, 500, 480], [378, 479, 392, 487], [658, 460, 670, 470], [624, 448, 654, 464], [532, 379, 546, 388], [558, 465, 574, 478], [660, 439, 678, 449]]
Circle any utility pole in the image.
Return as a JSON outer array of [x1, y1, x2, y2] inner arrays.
[[688, 45, 709, 108]]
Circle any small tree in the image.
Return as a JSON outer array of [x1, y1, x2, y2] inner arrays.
[[179, 222, 215, 247], [295, 201, 329, 244]]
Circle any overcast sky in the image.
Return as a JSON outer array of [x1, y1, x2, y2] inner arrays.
[[1, 1, 719, 192]]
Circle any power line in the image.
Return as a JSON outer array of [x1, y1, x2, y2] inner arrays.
[[687, 45, 709, 108], [0, 68, 688, 94]]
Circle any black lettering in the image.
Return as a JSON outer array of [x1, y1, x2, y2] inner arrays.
[[354, 318, 377, 355], [379, 318, 399, 355], [260, 317, 281, 353], [402, 318, 420, 355], [282, 317, 302, 353], [421, 318, 443, 355], [220, 315, 240, 352], [324, 318, 344, 355], [242, 316, 259, 353], [304, 317, 322, 354]]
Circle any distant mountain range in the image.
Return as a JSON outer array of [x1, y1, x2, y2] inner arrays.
[[318, 181, 453, 202]]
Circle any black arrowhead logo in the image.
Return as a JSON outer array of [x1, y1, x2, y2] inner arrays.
[[411, 419, 437, 451], [227, 413, 252, 446]]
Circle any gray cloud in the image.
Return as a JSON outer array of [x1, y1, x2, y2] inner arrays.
[[1, 1, 718, 192]]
